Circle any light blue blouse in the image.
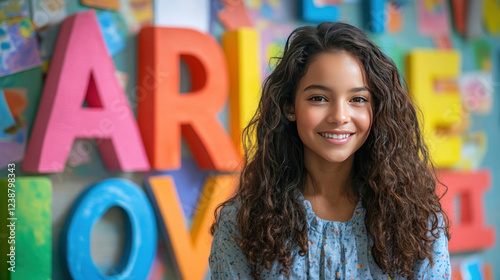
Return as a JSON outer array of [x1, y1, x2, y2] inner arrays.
[[209, 196, 451, 279]]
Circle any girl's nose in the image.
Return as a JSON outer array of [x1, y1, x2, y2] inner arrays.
[[327, 101, 350, 125]]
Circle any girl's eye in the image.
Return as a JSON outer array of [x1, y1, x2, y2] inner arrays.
[[351, 96, 368, 103], [308, 96, 327, 102]]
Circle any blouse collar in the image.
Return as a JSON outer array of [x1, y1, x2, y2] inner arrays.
[[297, 192, 365, 233]]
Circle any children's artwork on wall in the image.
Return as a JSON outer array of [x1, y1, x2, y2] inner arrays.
[[210, 0, 225, 31], [459, 72, 493, 114], [301, 0, 339, 23], [0, 67, 43, 137], [457, 132, 488, 170], [0, 177, 52, 280], [245, 0, 292, 23], [265, 41, 282, 70], [81, 0, 120, 10], [452, 257, 493, 280], [0, 89, 15, 131], [433, 35, 453, 49], [0, 0, 29, 20], [119, 0, 153, 34], [37, 24, 59, 71], [0, 88, 27, 169], [0, 19, 42, 77], [416, 0, 451, 36], [31, 0, 67, 29], [97, 10, 126, 57], [259, 22, 293, 77], [1, 88, 27, 123], [216, 0, 253, 30], [387, 1, 403, 33], [461, 256, 486, 280], [472, 40, 492, 72]]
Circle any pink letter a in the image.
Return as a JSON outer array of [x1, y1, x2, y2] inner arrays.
[[23, 10, 149, 172]]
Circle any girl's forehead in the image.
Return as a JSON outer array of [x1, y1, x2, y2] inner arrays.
[[300, 52, 368, 87]]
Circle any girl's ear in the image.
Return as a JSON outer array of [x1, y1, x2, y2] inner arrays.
[[285, 104, 296, 121]]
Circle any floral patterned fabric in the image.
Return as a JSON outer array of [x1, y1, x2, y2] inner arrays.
[[209, 195, 451, 279]]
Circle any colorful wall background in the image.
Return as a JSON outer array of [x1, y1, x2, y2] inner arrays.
[[0, 0, 499, 279]]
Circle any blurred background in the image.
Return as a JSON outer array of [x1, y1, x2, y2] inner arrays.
[[0, 0, 499, 279]]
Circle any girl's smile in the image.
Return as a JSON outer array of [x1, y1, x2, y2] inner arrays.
[[318, 131, 355, 144]]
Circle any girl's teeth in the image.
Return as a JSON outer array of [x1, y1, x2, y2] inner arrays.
[[321, 133, 349, 139]]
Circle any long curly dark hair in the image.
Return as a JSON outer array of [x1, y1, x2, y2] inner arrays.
[[211, 21, 450, 279]]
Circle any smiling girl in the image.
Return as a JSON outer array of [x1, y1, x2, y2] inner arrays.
[[209, 22, 451, 279]]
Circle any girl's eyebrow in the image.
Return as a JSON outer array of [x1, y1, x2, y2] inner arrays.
[[303, 84, 331, 92], [349, 87, 370, 93], [303, 84, 369, 93]]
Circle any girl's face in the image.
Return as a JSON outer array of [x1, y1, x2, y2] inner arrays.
[[293, 51, 373, 167]]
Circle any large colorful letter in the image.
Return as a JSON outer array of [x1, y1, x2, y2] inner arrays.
[[22, 10, 149, 173], [61, 178, 157, 280], [0, 177, 52, 280], [138, 27, 240, 171], [223, 29, 261, 155], [406, 50, 462, 167], [438, 170, 495, 253], [146, 175, 236, 280]]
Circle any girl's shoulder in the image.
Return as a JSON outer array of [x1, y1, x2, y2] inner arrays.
[[218, 200, 240, 219], [214, 199, 242, 233]]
